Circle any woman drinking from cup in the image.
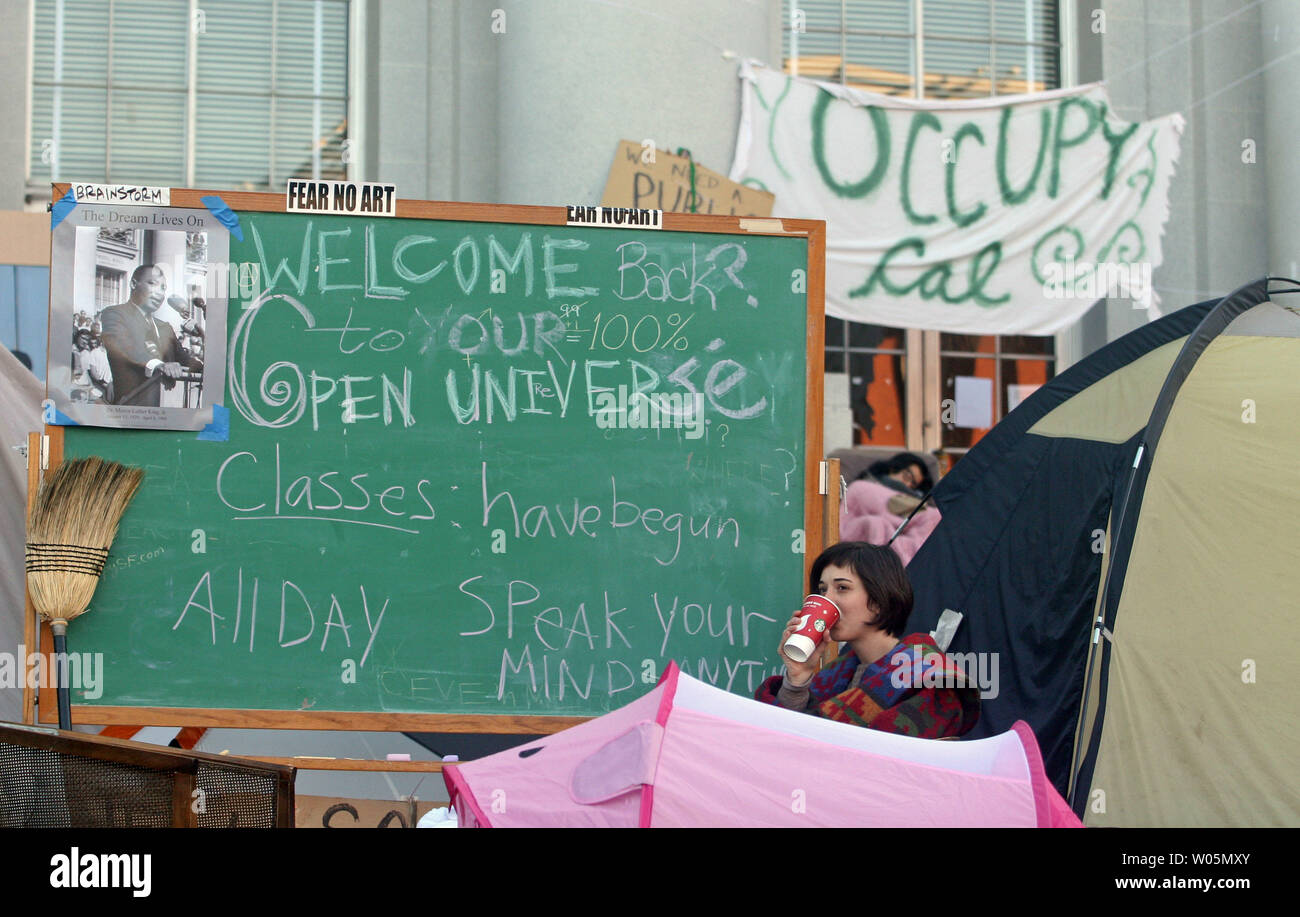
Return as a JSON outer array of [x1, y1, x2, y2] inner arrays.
[[754, 541, 979, 738]]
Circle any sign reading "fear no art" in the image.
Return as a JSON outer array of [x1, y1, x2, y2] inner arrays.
[[286, 180, 397, 216]]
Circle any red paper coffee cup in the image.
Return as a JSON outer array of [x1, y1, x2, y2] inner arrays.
[[783, 595, 841, 663]]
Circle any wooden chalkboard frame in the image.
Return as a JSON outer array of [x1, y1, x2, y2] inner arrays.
[[32, 185, 826, 735]]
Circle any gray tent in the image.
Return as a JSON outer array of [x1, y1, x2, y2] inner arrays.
[[0, 343, 42, 725]]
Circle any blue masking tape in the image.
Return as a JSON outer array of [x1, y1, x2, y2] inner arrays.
[[49, 407, 80, 426], [50, 189, 78, 230], [200, 195, 243, 242], [197, 404, 230, 442]]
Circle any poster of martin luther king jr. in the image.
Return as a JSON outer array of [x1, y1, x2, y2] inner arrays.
[[47, 206, 229, 432]]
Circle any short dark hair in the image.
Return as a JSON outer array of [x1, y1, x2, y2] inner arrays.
[[131, 263, 160, 284], [863, 451, 933, 493], [809, 541, 913, 638]]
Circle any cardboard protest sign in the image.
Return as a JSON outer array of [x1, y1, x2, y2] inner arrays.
[[295, 795, 442, 828], [602, 140, 774, 217]]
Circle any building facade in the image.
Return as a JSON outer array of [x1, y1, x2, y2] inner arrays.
[[0, 0, 1280, 456]]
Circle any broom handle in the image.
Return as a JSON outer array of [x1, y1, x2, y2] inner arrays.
[[51, 622, 71, 730]]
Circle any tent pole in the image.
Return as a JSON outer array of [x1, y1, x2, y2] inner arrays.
[[886, 490, 935, 546], [1066, 440, 1142, 810]]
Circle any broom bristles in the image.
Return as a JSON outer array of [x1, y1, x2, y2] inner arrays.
[[26, 456, 144, 626]]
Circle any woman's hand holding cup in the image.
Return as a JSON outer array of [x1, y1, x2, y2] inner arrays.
[[779, 615, 823, 685], [779, 596, 841, 686]]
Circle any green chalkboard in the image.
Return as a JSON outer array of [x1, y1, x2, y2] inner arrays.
[[53, 191, 825, 727]]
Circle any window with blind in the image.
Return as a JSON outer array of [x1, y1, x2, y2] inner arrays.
[[786, 0, 1059, 97], [785, 0, 1062, 455], [29, 0, 349, 193]]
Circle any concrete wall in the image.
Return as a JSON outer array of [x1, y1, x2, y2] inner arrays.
[[0, 0, 29, 211], [363, 0, 778, 205], [364, 0, 500, 202], [1261, 0, 1300, 280], [494, 0, 775, 205], [1098, 0, 1268, 344]]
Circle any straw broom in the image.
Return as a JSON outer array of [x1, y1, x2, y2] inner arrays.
[[26, 457, 144, 729]]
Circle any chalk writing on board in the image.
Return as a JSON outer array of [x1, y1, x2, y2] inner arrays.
[[615, 240, 760, 309], [228, 223, 775, 447], [445, 572, 783, 706], [172, 572, 390, 666], [250, 223, 629, 302], [685, 447, 799, 495], [216, 444, 437, 534], [229, 301, 772, 430], [65, 206, 816, 719], [480, 463, 739, 566]]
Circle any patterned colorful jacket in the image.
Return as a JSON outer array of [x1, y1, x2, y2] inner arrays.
[[754, 633, 980, 738]]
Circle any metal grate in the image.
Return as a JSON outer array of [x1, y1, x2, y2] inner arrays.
[[195, 763, 280, 828], [0, 725, 293, 828], [0, 744, 173, 828]]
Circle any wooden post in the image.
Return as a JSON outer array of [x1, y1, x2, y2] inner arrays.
[[824, 457, 841, 548], [23, 431, 41, 725], [171, 768, 198, 828]]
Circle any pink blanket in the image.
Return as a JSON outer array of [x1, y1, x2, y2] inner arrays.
[[839, 479, 941, 564]]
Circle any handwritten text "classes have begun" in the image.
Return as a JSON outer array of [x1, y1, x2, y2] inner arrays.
[[212, 446, 742, 563], [456, 575, 781, 704]]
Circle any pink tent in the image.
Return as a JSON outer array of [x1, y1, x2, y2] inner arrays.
[[443, 663, 1081, 828]]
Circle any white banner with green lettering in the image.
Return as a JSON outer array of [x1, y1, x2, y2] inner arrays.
[[731, 62, 1184, 335]]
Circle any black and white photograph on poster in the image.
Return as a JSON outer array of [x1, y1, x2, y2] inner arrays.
[[47, 205, 229, 431]]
